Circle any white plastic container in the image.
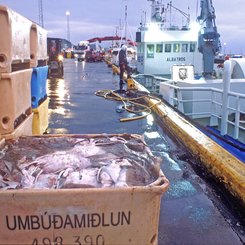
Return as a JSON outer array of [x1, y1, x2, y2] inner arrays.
[[0, 6, 47, 72], [0, 134, 169, 245], [1, 113, 33, 139], [0, 69, 32, 134], [30, 23, 48, 67]]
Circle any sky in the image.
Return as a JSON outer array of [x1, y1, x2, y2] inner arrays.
[[0, 0, 244, 54]]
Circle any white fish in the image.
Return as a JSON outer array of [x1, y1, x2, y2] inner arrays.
[[63, 168, 100, 188], [21, 169, 36, 187], [97, 161, 121, 187], [0, 135, 162, 190], [115, 168, 128, 187], [72, 139, 106, 157], [32, 173, 58, 189], [24, 152, 91, 174], [98, 169, 113, 187]]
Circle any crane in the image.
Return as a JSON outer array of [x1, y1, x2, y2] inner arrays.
[[197, 0, 221, 78]]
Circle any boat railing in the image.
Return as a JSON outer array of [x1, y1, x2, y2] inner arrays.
[[133, 74, 169, 94], [133, 73, 245, 142], [164, 82, 245, 141]]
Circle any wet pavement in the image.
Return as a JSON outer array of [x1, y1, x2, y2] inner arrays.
[[47, 59, 244, 244]]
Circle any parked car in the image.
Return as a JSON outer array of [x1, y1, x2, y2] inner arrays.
[[85, 51, 103, 62]]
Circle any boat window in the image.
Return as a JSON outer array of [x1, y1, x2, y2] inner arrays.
[[182, 43, 188, 52], [147, 44, 154, 58], [173, 44, 180, 53], [165, 44, 171, 53], [156, 44, 163, 53], [190, 43, 196, 52]]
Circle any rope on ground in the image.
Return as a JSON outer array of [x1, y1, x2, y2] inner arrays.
[[95, 89, 162, 122]]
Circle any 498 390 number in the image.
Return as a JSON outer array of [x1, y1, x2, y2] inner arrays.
[[31, 235, 105, 245]]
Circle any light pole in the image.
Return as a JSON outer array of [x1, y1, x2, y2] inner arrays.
[[66, 11, 70, 42]]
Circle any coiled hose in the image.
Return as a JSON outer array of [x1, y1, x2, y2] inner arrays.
[[95, 89, 161, 122]]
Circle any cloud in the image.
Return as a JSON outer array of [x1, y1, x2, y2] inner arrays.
[[46, 19, 119, 43], [0, 0, 244, 54], [46, 17, 139, 45]]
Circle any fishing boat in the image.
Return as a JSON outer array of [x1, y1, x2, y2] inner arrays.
[[133, 0, 245, 162], [136, 0, 202, 77], [109, 2, 137, 71], [111, 45, 137, 71]]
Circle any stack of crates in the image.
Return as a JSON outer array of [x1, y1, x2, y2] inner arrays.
[[31, 66, 49, 135], [30, 24, 49, 135], [0, 5, 48, 139]]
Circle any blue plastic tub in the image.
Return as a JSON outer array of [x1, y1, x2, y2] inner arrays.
[[31, 66, 48, 108]]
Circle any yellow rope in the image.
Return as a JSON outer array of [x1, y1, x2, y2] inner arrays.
[[95, 89, 161, 122]]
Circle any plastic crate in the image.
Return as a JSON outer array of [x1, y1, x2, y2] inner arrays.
[[1, 113, 33, 140], [31, 66, 48, 108], [0, 69, 32, 134], [30, 23, 48, 68], [0, 5, 33, 72], [32, 98, 49, 134], [0, 6, 47, 72], [0, 134, 169, 245]]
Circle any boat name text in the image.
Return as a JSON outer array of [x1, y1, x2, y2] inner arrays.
[[167, 57, 186, 62]]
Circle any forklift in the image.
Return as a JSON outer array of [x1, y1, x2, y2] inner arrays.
[[47, 38, 65, 78]]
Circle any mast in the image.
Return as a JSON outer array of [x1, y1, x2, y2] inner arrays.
[[38, 0, 44, 28], [125, 3, 127, 43]]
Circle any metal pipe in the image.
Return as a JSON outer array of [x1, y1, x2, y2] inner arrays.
[[221, 60, 231, 135]]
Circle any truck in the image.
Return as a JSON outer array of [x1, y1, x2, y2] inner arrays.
[[73, 41, 90, 62]]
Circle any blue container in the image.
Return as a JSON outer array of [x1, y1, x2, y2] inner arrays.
[[31, 66, 48, 108]]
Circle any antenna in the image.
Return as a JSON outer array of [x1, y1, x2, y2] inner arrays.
[[120, 1, 128, 45], [38, 0, 44, 27], [125, 3, 127, 42]]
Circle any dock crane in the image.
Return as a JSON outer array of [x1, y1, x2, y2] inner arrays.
[[197, 0, 221, 78]]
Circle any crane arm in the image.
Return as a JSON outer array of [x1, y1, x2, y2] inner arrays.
[[197, 0, 221, 78]]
